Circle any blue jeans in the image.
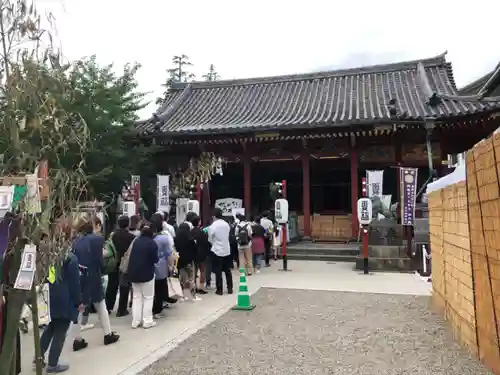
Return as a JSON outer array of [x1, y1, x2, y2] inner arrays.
[[252, 254, 263, 270], [40, 318, 71, 367]]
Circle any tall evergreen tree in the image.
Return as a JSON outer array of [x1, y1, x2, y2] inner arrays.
[[202, 64, 220, 81], [63, 56, 153, 199], [156, 54, 195, 105]]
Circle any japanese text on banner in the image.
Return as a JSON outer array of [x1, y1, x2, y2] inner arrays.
[[157, 175, 170, 212], [366, 170, 384, 197], [400, 167, 418, 226]]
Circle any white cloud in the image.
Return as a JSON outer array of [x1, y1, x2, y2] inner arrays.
[[39, 0, 500, 119]]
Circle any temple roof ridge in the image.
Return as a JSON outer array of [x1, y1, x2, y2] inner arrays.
[[169, 52, 450, 91]]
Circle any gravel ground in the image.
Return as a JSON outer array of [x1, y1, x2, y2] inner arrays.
[[140, 288, 492, 375]]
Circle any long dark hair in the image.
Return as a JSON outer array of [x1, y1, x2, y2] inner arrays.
[[150, 213, 164, 234], [176, 222, 191, 236]]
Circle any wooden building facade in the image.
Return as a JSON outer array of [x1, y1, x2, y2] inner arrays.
[[136, 53, 500, 240]]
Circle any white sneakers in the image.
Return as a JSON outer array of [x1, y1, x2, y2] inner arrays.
[[132, 321, 157, 329], [180, 295, 202, 302], [81, 323, 95, 331], [143, 321, 157, 329]]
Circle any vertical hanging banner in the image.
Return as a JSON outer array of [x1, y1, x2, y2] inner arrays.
[[366, 170, 384, 197], [131, 175, 141, 214], [400, 167, 418, 226], [157, 175, 170, 213]]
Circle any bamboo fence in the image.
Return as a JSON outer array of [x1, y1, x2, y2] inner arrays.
[[428, 133, 500, 374]]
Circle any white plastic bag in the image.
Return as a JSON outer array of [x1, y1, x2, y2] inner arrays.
[[168, 277, 183, 299]]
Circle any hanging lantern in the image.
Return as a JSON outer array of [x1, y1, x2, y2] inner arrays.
[[215, 157, 223, 176]]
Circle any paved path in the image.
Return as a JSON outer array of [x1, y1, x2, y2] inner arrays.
[[140, 288, 491, 375], [20, 261, 438, 374]]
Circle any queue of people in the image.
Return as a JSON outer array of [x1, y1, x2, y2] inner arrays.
[[37, 207, 278, 373], [37, 216, 120, 373]]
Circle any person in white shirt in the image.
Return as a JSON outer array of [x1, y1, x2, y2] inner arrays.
[[207, 208, 233, 295], [155, 211, 176, 239], [235, 213, 253, 276], [260, 211, 274, 267]]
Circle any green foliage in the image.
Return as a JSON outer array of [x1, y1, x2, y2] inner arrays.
[[59, 56, 153, 200], [0, 1, 91, 373], [156, 54, 195, 105]]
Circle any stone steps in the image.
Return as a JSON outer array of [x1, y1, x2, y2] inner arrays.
[[287, 253, 358, 262], [285, 241, 359, 262], [355, 256, 413, 272], [355, 245, 413, 272]]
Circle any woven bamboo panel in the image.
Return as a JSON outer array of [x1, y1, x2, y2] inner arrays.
[[311, 215, 351, 241], [429, 137, 500, 374], [429, 190, 445, 311], [333, 216, 352, 239], [440, 181, 477, 354], [468, 141, 500, 373]]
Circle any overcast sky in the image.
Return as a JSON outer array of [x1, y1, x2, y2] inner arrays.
[[42, 0, 499, 120]]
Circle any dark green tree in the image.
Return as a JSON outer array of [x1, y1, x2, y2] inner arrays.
[[202, 64, 220, 81], [62, 56, 156, 200], [156, 54, 195, 105]]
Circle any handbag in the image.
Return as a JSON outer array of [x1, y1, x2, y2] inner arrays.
[[119, 238, 136, 274]]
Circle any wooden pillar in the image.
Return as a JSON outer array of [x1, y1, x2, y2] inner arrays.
[[350, 149, 358, 238], [395, 142, 403, 203], [201, 181, 211, 226], [302, 150, 311, 239], [243, 156, 251, 216], [394, 141, 403, 225]]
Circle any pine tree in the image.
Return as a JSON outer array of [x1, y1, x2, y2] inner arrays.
[[156, 54, 195, 105], [202, 64, 220, 82]]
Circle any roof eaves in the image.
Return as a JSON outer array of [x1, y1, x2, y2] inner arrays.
[[139, 85, 193, 132], [415, 60, 500, 107], [459, 72, 491, 95], [478, 62, 500, 98], [151, 118, 432, 138]]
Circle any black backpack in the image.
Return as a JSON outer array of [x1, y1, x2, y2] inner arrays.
[[237, 224, 250, 246]]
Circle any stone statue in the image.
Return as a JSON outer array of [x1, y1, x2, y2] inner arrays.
[[370, 195, 395, 220]]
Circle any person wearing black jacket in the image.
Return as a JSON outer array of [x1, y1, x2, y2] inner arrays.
[[105, 215, 135, 316], [175, 220, 198, 301], [190, 215, 210, 294], [127, 225, 159, 329], [229, 218, 239, 269]]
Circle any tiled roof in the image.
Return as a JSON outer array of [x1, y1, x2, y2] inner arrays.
[[459, 62, 500, 96], [136, 53, 500, 135], [459, 72, 492, 96]]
